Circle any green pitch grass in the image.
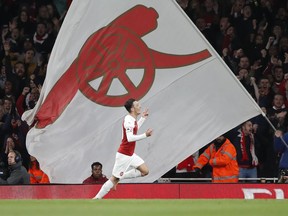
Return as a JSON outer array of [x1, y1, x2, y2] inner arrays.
[[0, 199, 287, 216]]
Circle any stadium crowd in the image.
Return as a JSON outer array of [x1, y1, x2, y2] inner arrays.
[[0, 0, 288, 184]]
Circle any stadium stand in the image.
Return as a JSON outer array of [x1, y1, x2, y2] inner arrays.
[[0, 0, 288, 185]]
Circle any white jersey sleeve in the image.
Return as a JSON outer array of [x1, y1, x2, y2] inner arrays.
[[124, 115, 147, 142]]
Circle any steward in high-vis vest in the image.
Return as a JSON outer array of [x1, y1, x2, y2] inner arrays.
[[193, 135, 239, 183]]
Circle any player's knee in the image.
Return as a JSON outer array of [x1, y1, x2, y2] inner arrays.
[[141, 169, 149, 176]]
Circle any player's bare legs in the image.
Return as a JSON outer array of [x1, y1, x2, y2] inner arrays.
[[111, 176, 119, 190], [93, 99, 152, 200], [94, 164, 149, 199], [93, 176, 119, 199], [137, 163, 149, 176], [121, 163, 149, 179]]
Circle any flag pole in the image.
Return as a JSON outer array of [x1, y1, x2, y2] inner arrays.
[[262, 113, 288, 149]]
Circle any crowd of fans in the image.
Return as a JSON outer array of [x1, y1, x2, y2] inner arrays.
[[170, 0, 288, 181], [0, 0, 71, 184], [0, 0, 287, 184]]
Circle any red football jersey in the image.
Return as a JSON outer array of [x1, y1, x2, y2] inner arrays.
[[118, 115, 138, 156]]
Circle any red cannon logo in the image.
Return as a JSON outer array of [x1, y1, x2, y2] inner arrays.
[[36, 5, 211, 128]]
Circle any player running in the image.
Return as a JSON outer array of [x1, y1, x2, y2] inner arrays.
[[93, 98, 153, 199]]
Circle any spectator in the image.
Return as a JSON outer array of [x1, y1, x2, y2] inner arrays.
[[82, 162, 108, 184], [0, 80, 15, 101], [200, 0, 220, 29], [214, 16, 231, 54], [274, 7, 288, 35], [257, 77, 274, 109], [195, 17, 215, 47], [1, 135, 28, 169], [46, 3, 61, 35], [222, 47, 243, 73], [4, 59, 29, 99], [185, 0, 202, 22], [256, 21, 269, 39], [8, 27, 22, 60], [21, 36, 34, 53], [233, 4, 257, 54], [259, 93, 284, 178], [274, 130, 288, 183], [0, 104, 5, 146], [0, 150, 30, 184], [270, 65, 286, 96], [249, 34, 266, 64], [279, 36, 288, 71], [193, 135, 239, 183], [33, 22, 55, 54], [0, 97, 29, 168], [267, 93, 288, 132], [271, 25, 283, 47], [28, 155, 49, 184], [230, 0, 245, 20], [262, 45, 284, 85], [236, 68, 257, 98], [16, 86, 39, 116], [231, 120, 259, 182], [21, 48, 37, 76], [15, 9, 35, 38], [0, 64, 7, 92], [253, 107, 274, 178], [33, 52, 49, 80], [16, 86, 30, 116], [223, 24, 240, 52], [238, 55, 251, 71], [36, 5, 50, 24], [1, 97, 15, 136]]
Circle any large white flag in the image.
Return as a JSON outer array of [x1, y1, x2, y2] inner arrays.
[[23, 0, 263, 183]]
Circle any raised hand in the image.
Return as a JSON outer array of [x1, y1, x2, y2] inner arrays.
[[145, 128, 153, 137], [142, 108, 149, 118]]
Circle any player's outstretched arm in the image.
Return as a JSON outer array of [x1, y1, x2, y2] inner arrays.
[[126, 128, 153, 142]]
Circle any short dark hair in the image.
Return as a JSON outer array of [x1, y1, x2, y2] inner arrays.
[[124, 98, 136, 113], [25, 48, 35, 55], [37, 22, 47, 28], [272, 65, 283, 74], [14, 61, 25, 67], [91, 162, 102, 169]]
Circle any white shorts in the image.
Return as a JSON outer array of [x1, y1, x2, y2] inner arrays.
[[112, 152, 144, 179]]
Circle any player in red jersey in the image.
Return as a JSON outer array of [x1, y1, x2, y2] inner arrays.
[[93, 98, 153, 199]]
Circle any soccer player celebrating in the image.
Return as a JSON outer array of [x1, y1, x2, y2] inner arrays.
[[93, 98, 153, 199]]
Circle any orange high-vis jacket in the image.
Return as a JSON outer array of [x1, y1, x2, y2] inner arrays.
[[28, 161, 50, 184], [194, 138, 239, 183]]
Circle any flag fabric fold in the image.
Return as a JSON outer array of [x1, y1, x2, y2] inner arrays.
[[23, 0, 263, 183]]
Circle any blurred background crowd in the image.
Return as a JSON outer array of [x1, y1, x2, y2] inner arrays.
[[0, 0, 288, 184]]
